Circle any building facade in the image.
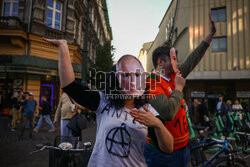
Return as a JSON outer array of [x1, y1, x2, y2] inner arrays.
[[139, 0, 177, 73], [0, 0, 112, 112], [139, 0, 250, 111]]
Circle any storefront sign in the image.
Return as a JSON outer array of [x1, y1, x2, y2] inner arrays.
[[191, 91, 205, 98], [236, 91, 250, 98]]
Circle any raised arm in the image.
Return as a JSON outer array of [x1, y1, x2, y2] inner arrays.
[[43, 38, 74, 87], [178, 13, 216, 78], [43, 38, 100, 111]]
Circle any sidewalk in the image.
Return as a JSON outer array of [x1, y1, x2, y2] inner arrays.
[[0, 116, 97, 167]]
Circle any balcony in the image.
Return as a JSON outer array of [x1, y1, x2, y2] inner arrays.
[[0, 16, 26, 30], [45, 27, 65, 39]]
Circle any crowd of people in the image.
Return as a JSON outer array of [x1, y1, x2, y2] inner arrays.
[[186, 96, 249, 132], [4, 12, 230, 167], [41, 12, 217, 167], [8, 89, 84, 143]]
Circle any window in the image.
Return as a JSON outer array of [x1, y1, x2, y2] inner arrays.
[[3, 0, 19, 17], [46, 0, 62, 30], [94, 19, 98, 32], [211, 7, 226, 22], [91, 7, 94, 23], [212, 37, 227, 52]]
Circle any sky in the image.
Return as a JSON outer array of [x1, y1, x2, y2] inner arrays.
[[107, 0, 171, 62]]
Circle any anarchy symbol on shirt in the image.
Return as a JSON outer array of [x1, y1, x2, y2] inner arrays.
[[105, 123, 131, 158]]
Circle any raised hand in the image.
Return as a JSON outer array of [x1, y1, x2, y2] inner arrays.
[[205, 12, 216, 43], [130, 106, 162, 127], [209, 12, 216, 35], [42, 37, 67, 47], [170, 47, 179, 74]]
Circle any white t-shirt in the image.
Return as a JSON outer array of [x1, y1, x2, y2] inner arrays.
[[87, 92, 159, 167], [232, 104, 243, 110]]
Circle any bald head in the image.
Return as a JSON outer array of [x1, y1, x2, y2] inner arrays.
[[116, 54, 143, 72], [116, 55, 145, 96]]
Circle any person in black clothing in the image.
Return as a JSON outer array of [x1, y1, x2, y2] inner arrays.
[[225, 100, 233, 130], [10, 91, 23, 131], [241, 99, 249, 112], [42, 37, 174, 166], [33, 96, 55, 133], [193, 99, 202, 125], [201, 98, 211, 131]]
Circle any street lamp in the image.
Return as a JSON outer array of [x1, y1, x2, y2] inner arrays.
[[81, 0, 108, 85], [81, 0, 90, 84]]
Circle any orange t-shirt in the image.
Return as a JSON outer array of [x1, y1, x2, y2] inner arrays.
[[146, 73, 189, 151]]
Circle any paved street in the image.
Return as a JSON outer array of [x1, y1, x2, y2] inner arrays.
[[0, 116, 97, 167], [1, 116, 249, 167]]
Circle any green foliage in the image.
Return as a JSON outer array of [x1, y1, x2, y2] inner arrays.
[[95, 42, 115, 72]]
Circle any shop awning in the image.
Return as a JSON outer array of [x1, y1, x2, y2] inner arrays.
[[0, 55, 82, 73]]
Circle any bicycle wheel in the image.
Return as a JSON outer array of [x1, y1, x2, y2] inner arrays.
[[209, 157, 247, 167], [191, 149, 207, 167], [189, 139, 207, 167]]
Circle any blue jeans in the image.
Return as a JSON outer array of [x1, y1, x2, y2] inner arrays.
[[34, 115, 55, 130], [144, 143, 190, 167], [60, 119, 78, 148]]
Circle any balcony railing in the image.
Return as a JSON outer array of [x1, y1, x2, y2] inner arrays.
[[0, 16, 26, 30], [45, 27, 65, 39]]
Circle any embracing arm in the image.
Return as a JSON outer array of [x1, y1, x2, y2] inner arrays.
[[130, 106, 174, 153], [43, 38, 100, 111], [179, 13, 216, 78], [153, 120, 174, 153]]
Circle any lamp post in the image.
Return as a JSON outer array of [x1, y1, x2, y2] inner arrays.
[[81, 0, 107, 84], [81, 0, 90, 84]]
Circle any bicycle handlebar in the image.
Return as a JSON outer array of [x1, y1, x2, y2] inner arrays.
[[29, 145, 91, 155]]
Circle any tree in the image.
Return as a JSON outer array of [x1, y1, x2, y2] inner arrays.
[[92, 42, 114, 90], [95, 42, 115, 72]]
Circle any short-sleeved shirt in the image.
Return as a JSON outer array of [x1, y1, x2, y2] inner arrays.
[[147, 73, 189, 150], [10, 97, 22, 110], [87, 92, 159, 167], [23, 99, 37, 116], [217, 101, 222, 112]]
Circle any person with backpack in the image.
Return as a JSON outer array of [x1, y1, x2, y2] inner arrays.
[[33, 96, 55, 133]]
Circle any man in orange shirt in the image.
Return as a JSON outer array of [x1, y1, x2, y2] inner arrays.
[[144, 13, 216, 167]]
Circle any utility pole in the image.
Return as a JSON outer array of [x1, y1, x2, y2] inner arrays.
[[81, 0, 90, 84]]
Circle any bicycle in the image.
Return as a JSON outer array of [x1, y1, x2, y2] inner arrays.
[[30, 136, 92, 167], [190, 128, 247, 167]]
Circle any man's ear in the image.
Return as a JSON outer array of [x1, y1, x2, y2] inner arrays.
[[157, 57, 163, 66]]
